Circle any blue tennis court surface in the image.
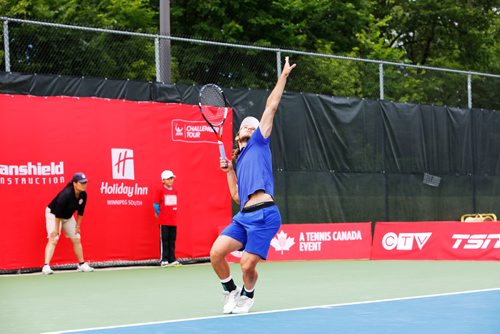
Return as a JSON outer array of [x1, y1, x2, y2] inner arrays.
[[47, 288, 500, 334]]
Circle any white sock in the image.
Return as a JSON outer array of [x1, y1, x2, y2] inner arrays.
[[220, 276, 233, 284]]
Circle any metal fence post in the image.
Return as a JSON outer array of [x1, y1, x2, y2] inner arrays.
[[3, 19, 11, 72], [467, 74, 472, 109], [276, 50, 281, 79], [379, 63, 384, 100], [154, 37, 161, 82], [159, 0, 171, 83]]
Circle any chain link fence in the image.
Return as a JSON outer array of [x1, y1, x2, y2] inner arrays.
[[2, 17, 499, 109]]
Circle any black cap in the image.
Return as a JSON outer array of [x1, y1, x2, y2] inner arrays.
[[72, 172, 88, 183]]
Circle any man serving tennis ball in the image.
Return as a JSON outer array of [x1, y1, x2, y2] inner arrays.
[[210, 56, 296, 314]]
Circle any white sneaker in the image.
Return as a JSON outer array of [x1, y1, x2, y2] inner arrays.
[[232, 295, 254, 314], [160, 261, 169, 267], [77, 262, 94, 272], [169, 260, 181, 267], [42, 264, 53, 275], [222, 287, 241, 314]]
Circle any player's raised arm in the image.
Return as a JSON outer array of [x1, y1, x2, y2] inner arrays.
[[259, 56, 296, 138]]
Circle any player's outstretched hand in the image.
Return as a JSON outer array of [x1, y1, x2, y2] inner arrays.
[[282, 56, 296, 77]]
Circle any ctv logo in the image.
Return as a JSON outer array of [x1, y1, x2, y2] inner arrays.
[[451, 234, 500, 249], [382, 232, 432, 250], [111, 148, 135, 180]]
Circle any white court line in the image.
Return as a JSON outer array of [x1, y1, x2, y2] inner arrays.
[[42, 287, 500, 334]]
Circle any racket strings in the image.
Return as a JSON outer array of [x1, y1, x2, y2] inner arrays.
[[200, 84, 228, 125], [200, 85, 227, 108], [201, 106, 226, 125]]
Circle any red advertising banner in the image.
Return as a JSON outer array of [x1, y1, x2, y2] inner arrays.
[[0, 94, 233, 270], [225, 223, 372, 262], [372, 222, 500, 260]]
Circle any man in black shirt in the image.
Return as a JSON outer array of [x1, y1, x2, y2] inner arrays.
[[42, 172, 94, 274]]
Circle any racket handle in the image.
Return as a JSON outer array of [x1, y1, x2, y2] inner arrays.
[[218, 141, 227, 160]]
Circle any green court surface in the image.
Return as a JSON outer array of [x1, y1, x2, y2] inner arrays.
[[1, 260, 499, 334]]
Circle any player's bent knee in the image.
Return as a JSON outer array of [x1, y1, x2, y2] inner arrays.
[[240, 260, 257, 275], [210, 247, 223, 262]]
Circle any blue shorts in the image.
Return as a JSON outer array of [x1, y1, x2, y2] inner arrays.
[[221, 204, 281, 260]]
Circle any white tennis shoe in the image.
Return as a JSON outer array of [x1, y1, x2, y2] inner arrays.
[[232, 295, 254, 314], [77, 262, 94, 272], [169, 261, 181, 267], [42, 264, 53, 275], [222, 287, 241, 314]]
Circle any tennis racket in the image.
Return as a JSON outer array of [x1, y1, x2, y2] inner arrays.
[[198, 83, 230, 160]]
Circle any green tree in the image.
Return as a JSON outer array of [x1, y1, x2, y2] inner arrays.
[[1, 0, 498, 107], [376, 0, 499, 107], [1, 0, 157, 80]]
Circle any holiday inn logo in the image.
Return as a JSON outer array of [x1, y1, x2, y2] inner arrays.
[[111, 148, 135, 180]]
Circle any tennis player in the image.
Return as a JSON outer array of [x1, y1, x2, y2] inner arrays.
[[42, 172, 94, 274], [210, 56, 296, 314]]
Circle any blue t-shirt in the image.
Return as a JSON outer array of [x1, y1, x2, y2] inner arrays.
[[236, 127, 274, 210]]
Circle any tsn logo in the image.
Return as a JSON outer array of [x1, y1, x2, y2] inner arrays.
[[452, 234, 500, 249]]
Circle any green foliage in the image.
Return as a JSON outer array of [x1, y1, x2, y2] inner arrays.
[[1, 0, 498, 108], [0, 0, 155, 31], [1, 0, 157, 80]]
